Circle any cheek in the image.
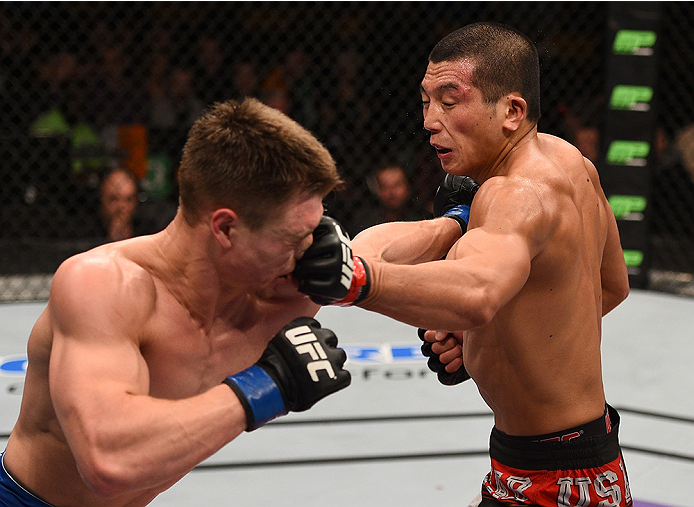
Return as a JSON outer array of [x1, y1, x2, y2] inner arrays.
[[297, 236, 313, 258], [263, 247, 295, 272], [452, 116, 494, 153], [450, 106, 492, 135], [448, 115, 473, 141]]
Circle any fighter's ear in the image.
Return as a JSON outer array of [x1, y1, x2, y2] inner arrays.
[[502, 93, 527, 132], [211, 208, 239, 248]]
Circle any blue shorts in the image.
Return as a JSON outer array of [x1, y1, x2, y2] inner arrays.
[[0, 452, 55, 507]]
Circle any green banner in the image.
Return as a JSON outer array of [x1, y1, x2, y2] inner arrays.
[[600, 3, 661, 288], [612, 30, 657, 55]]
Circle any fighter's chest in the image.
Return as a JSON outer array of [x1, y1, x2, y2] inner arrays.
[[140, 316, 270, 399]]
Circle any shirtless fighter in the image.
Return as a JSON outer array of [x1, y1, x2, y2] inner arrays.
[[1, 98, 351, 507], [295, 22, 633, 507]]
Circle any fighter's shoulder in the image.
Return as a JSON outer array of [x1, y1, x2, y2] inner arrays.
[[473, 171, 560, 249], [56, 243, 151, 283], [474, 174, 543, 211], [537, 132, 585, 161], [51, 244, 157, 318], [537, 133, 593, 177]]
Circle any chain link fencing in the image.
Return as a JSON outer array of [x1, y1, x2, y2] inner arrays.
[[1, 2, 693, 300]]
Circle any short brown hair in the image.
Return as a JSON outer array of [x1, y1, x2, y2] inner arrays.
[[429, 22, 541, 122], [178, 98, 341, 229]]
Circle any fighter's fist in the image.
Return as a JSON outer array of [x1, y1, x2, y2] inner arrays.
[[294, 216, 370, 306], [433, 174, 480, 233], [224, 317, 351, 430], [418, 328, 471, 386]]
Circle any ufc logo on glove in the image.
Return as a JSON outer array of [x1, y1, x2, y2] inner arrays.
[[294, 216, 371, 306], [224, 316, 350, 431], [286, 325, 337, 380], [334, 225, 354, 291]]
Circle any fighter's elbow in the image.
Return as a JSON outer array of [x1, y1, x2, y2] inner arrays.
[[463, 289, 498, 329], [77, 452, 137, 498], [602, 282, 630, 316], [617, 280, 630, 303]]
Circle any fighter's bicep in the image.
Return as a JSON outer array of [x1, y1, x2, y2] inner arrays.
[[447, 227, 532, 302], [48, 258, 151, 426], [445, 179, 552, 308], [49, 324, 147, 402], [353, 218, 460, 264]]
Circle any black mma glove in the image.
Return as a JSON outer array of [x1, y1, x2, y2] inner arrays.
[[433, 174, 480, 234], [418, 328, 471, 386], [224, 317, 351, 431], [294, 215, 371, 306]]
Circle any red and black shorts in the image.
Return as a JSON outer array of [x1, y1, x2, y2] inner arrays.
[[478, 405, 633, 507]]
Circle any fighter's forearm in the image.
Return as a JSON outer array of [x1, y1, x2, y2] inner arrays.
[[70, 385, 245, 497], [356, 229, 532, 331], [352, 218, 461, 265], [358, 259, 495, 332]]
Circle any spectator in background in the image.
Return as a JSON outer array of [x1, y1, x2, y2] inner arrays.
[[150, 67, 205, 129], [555, 94, 605, 144], [87, 20, 115, 58], [1, 19, 44, 133], [259, 66, 290, 114], [675, 123, 694, 184], [315, 48, 373, 226], [349, 163, 431, 236], [150, 67, 205, 167], [256, 49, 318, 129], [285, 49, 318, 130], [31, 51, 105, 175], [194, 35, 230, 106], [89, 44, 147, 128], [32, 51, 80, 132], [145, 24, 175, 103], [149, 24, 175, 59], [83, 167, 162, 243], [650, 123, 694, 244], [315, 48, 369, 150], [230, 60, 261, 101], [573, 124, 601, 163], [97, 167, 139, 242], [145, 53, 174, 123]]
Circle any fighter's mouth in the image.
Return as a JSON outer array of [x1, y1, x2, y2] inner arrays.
[[432, 144, 452, 155], [279, 273, 298, 285]]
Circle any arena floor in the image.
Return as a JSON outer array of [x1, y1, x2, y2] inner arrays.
[[1, 289, 692, 507]]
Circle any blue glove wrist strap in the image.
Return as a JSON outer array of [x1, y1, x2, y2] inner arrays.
[[444, 204, 470, 233], [225, 365, 287, 430]]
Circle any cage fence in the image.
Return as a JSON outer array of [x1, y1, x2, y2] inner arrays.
[[1, 2, 693, 301]]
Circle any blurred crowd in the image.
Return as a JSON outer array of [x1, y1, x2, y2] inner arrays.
[[1, 15, 443, 243], [2, 7, 694, 253]]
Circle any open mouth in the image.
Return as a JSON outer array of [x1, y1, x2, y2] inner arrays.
[[278, 273, 298, 285], [432, 143, 452, 155]]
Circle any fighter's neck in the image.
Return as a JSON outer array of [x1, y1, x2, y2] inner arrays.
[[476, 124, 538, 183], [150, 216, 254, 330]]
